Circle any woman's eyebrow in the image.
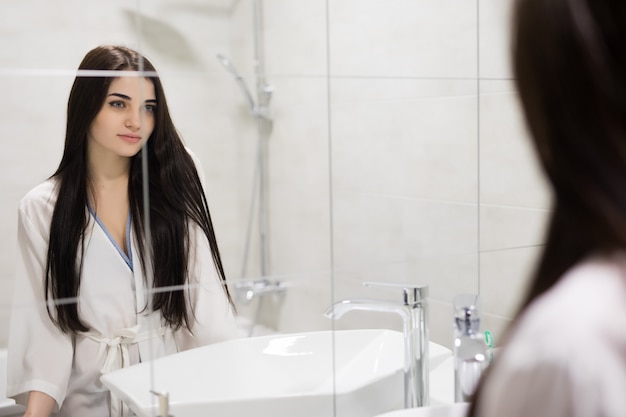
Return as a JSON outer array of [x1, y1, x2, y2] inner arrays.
[[107, 93, 157, 103], [108, 92, 131, 100]]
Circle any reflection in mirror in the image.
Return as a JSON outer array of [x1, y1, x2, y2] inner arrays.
[[0, 0, 550, 416]]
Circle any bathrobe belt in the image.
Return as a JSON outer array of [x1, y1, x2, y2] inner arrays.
[[82, 325, 168, 417]]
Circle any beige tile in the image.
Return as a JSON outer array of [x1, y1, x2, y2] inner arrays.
[[331, 193, 479, 311], [331, 78, 478, 203], [479, 0, 516, 79], [329, 0, 478, 78], [480, 205, 550, 251], [276, 271, 335, 333], [267, 184, 332, 276], [480, 246, 541, 318], [263, 0, 328, 76], [479, 80, 550, 209]]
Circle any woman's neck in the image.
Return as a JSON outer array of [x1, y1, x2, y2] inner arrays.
[[87, 153, 131, 208]]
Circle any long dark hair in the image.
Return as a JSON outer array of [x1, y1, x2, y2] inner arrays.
[[469, 0, 626, 414], [46, 45, 232, 333]]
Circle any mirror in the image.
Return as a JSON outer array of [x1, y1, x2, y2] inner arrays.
[[0, 0, 549, 415]]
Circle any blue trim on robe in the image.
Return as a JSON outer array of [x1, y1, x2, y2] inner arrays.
[[87, 205, 134, 272]]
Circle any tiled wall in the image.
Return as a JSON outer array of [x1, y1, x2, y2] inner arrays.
[[261, 0, 550, 348], [0, 0, 549, 352]]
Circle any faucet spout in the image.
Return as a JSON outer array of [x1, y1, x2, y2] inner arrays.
[[323, 298, 409, 320], [325, 283, 429, 409]]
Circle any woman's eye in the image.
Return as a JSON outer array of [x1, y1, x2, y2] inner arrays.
[[145, 104, 156, 113], [109, 100, 125, 109]]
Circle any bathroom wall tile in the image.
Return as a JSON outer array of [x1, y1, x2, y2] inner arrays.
[[479, 80, 550, 209], [262, 0, 328, 76], [137, 0, 233, 70], [229, 0, 256, 79], [331, 193, 407, 273], [479, 0, 516, 79], [0, 76, 69, 337], [480, 205, 549, 252], [401, 198, 479, 304], [267, 77, 329, 188], [267, 184, 332, 276], [0, 0, 234, 72], [263, 0, 327, 29], [0, 1, 138, 70], [331, 78, 478, 203], [331, 192, 479, 308], [480, 246, 541, 319], [429, 299, 456, 349], [328, 0, 478, 78], [276, 271, 335, 333], [257, 76, 331, 278]]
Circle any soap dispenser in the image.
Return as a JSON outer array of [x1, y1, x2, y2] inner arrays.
[[150, 390, 175, 417], [453, 294, 489, 403]]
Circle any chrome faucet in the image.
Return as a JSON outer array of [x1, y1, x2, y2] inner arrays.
[[324, 282, 429, 408], [234, 279, 286, 336], [234, 279, 285, 304]]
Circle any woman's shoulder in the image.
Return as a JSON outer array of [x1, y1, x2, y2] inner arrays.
[[512, 255, 626, 346], [18, 178, 59, 222], [481, 255, 626, 415], [184, 146, 207, 189]]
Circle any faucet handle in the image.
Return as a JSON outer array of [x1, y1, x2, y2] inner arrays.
[[363, 281, 428, 305]]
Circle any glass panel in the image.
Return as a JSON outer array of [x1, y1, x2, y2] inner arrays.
[[327, 0, 480, 344], [325, 0, 479, 412], [0, 0, 549, 416], [1, 2, 147, 416]]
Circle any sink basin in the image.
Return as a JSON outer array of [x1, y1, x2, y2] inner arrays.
[[101, 329, 451, 417], [0, 349, 26, 417]]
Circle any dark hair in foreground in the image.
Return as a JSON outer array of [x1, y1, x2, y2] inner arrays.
[[46, 45, 232, 333], [469, 0, 626, 414]]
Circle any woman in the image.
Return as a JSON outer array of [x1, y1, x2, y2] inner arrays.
[[469, 0, 626, 416], [6, 45, 237, 417]]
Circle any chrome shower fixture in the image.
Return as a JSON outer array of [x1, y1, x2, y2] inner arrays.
[[216, 53, 255, 111], [216, 54, 273, 120]]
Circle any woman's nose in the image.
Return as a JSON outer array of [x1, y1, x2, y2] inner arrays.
[[125, 111, 142, 130]]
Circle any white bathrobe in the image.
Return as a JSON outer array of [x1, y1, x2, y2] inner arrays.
[[6, 177, 237, 416], [477, 255, 626, 417]]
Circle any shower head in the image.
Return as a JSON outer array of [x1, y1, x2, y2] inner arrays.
[[217, 54, 255, 111], [216, 54, 239, 77]]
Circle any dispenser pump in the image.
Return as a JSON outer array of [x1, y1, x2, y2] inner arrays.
[[453, 294, 488, 403], [454, 295, 481, 336]]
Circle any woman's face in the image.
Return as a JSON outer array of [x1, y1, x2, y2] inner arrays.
[[87, 76, 156, 162]]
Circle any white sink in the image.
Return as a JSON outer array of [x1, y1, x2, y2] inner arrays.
[[373, 356, 470, 417], [101, 329, 451, 417], [0, 350, 26, 417]]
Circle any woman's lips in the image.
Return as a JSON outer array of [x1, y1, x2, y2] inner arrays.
[[118, 134, 141, 144]]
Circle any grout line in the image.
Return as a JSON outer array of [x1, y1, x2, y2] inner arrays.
[[480, 244, 544, 254], [324, 1, 337, 416], [477, 0, 482, 295]]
